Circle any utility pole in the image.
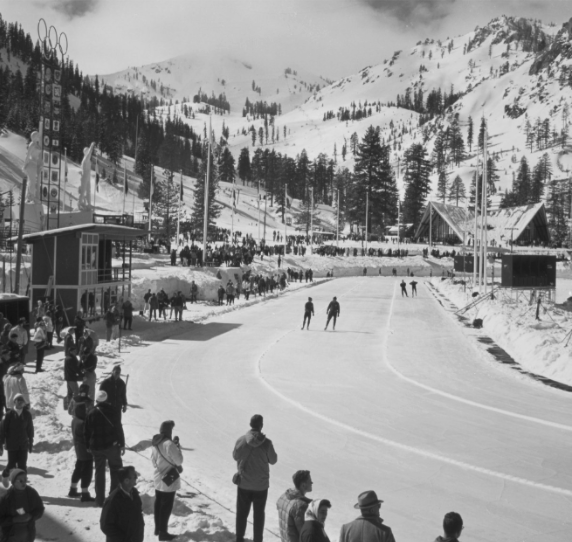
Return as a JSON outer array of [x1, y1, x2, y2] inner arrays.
[[14, 177, 27, 295], [429, 201, 432, 247], [336, 188, 340, 248], [148, 164, 154, 244], [482, 123, 488, 294], [309, 187, 314, 253], [284, 183, 288, 255], [203, 115, 212, 251], [473, 160, 480, 288], [176, 169, 182, 245], [365, 189, 369, 252]]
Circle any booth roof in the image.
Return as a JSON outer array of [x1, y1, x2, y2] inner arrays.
[[16, 223, 146, 243]]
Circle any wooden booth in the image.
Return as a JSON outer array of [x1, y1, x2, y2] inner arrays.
[[22, 224, 145, 325]]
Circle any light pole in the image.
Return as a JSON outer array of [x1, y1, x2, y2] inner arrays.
[[336, 188, 340, 248], [309, 187, 314, 252]]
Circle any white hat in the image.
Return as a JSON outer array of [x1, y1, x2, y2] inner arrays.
[[95, 390, 108, 403]]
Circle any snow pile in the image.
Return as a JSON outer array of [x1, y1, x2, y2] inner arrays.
[[431, 278, 572, 386]]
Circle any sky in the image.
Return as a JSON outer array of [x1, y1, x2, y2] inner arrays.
[[0, 0, 569, 79]]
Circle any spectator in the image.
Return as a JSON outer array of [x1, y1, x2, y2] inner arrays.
[[0, 469, 44, 541], [0, 322, 11, 351], [74, 312, 86, 344], [276, 470, 313, 542], [190, 281, 198, 303], [233, 414, 278, 542], [80, 327, 98, 358], [0, 394, 34, 487], [105, 306, 117, 342], [143, 289, 152, 317], [64, 327, 75, 356], [100, 466, 145, 542], [31, 318, 47, 373], [99, 365, 128, 419], [435, 512, 464, 542], [151, 420, 183, 541], [64, 345, 83, 410], [68, 394, 95, 502], [81, 351, 98, 401], [339, 491, 395, 542], [3, 364, 30, 411], [67, 382, 94, 417], [149, 293, 159, 321], [84, 390, 125, 507], [43, 314, 54, 349], [8, 319, 28, 364], [300, 499, 332, 542], [217, 285, 225, 306], [122, 298, 134, 330]]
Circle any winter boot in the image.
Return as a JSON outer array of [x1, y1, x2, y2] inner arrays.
[[158, 533, 177, 541], [68, 487, 80, 498], [80, 491, 95, 502]]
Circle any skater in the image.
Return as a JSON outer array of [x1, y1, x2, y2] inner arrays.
[[392, 268, 396, 277], [302, 298, 314, 330], [435, 512, 464, 542], [324, 297, 340, 331], [400, 280, 408, 297], [410, 275, 418, 297]]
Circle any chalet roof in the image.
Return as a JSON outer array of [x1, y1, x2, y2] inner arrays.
[[415, 201, 549, 245], [19, 223, 146, 243]]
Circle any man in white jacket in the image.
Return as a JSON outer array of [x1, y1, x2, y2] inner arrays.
[[151, 420, 183, 541], [3, 364, 30, 410]]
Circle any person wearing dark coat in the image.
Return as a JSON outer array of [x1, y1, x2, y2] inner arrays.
[[64, 345, 83, 409], [300, 499, 332, 542], [0, 395, 34, 486], [400, 280, 408, 298], [84, 390, 125, 507], [74, 313, 85, 344], [434, 512, 463, 542], [99, 365, 128, 418], [68, 395, 95, 502], [339, 491, 396, 542], [100, 466, 144, 542], [324, 298, 340, 331], [0, 469, 44, 542], [122, 298, 134, 330], [302, 298, 315, 330]]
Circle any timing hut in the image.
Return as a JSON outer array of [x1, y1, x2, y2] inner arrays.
[[21, 223, 145, 324]]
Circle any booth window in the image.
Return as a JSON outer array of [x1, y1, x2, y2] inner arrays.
[[81, 233, 99, 285]]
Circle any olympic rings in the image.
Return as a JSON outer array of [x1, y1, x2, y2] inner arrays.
[[37, 18, 68, 58]]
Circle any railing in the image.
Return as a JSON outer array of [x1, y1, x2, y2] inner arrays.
[[97, 265, 131, 283]]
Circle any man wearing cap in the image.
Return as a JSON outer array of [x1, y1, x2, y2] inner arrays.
[[0, 394, 34, 487], [0, 469, 44, 541], [339, 491, 396, 542], [233, 414, 278, 542], [301, 298, 314, 330], [84, 390, 125, 507]]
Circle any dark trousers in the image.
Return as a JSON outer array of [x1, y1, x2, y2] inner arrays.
[[123, 316, 132, 330], [412, 287, 417, 297], [401, 287, 408, 297], [326, 314, 337, 329], [302, 313, 312, 328], [149, 308, 157, 320], [35, 345, 45, 371], [46, 331, 53, 348], [71, 458, 94, 488], [92, 446, 123, 506], [236, 487, 268, 542], [154, 490, 176, 533], [2, 449, 28, 477]]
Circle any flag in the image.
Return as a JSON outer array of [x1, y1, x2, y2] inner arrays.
[[124, 168, 128, 194], [95, 158, 100, 192]]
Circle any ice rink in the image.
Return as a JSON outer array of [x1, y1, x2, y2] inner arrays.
[[126, 277, 572, 542]]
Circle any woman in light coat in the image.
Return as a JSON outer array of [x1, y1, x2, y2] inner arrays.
[[151, 420, 183, 541]]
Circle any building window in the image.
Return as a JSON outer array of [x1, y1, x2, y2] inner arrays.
[[81, 233, 98, 286]]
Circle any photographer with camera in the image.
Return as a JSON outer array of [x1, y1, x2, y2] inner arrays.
[[151, 420, 183, 541]]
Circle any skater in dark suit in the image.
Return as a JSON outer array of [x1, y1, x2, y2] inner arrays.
[[400, 280, 408, 297], [302, 298, 314, 330], [324, 298, 340, 331]]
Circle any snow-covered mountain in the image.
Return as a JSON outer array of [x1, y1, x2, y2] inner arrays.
[[95, 51, 332, 114], [145, 16, 572, 207]]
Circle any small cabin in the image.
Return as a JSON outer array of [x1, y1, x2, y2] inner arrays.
[[22, 223, 145, 325]]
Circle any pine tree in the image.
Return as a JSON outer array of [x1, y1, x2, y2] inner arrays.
[[478, 117, 486, 150], [431, 131, 446, 173], [467, 116, 474, 152], [449, 118, 466, 166], [190, 151, 221, 238], [218, 147, 235, 184], [514, 156, 532, 205], [237, 147, 251, 185], [437, 169, 448, 203], [403, 143, 431, 229], [448, 175, 467, 206], [154, 172, 179, 246]]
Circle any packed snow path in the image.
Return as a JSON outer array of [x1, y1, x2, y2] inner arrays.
[[126, 277, 572, 542]]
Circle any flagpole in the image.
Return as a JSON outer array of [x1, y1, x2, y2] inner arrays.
[[482, 122, 488, 294], [202, 115, 211, 252], [148, 164, 154, 243], [284, 183, 288, 255], [63, 147, 68, 212], [231, 177, 235, 242], [122, 157, 127, 217], [93, 154, 97, 212], [177, 169, 182, 245]]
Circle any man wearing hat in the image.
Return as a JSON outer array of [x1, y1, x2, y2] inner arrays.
[[0, 469, 44, 541], [339, 491, 396, 542], [84, 390, 125, 507], [233, 414, 278, 542]]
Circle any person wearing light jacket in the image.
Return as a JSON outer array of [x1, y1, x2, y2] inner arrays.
[[300, 499, 332, 542], [233, 414, 278, 542], [151, 420, 183, 541], [3, 364, 30, 410]]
